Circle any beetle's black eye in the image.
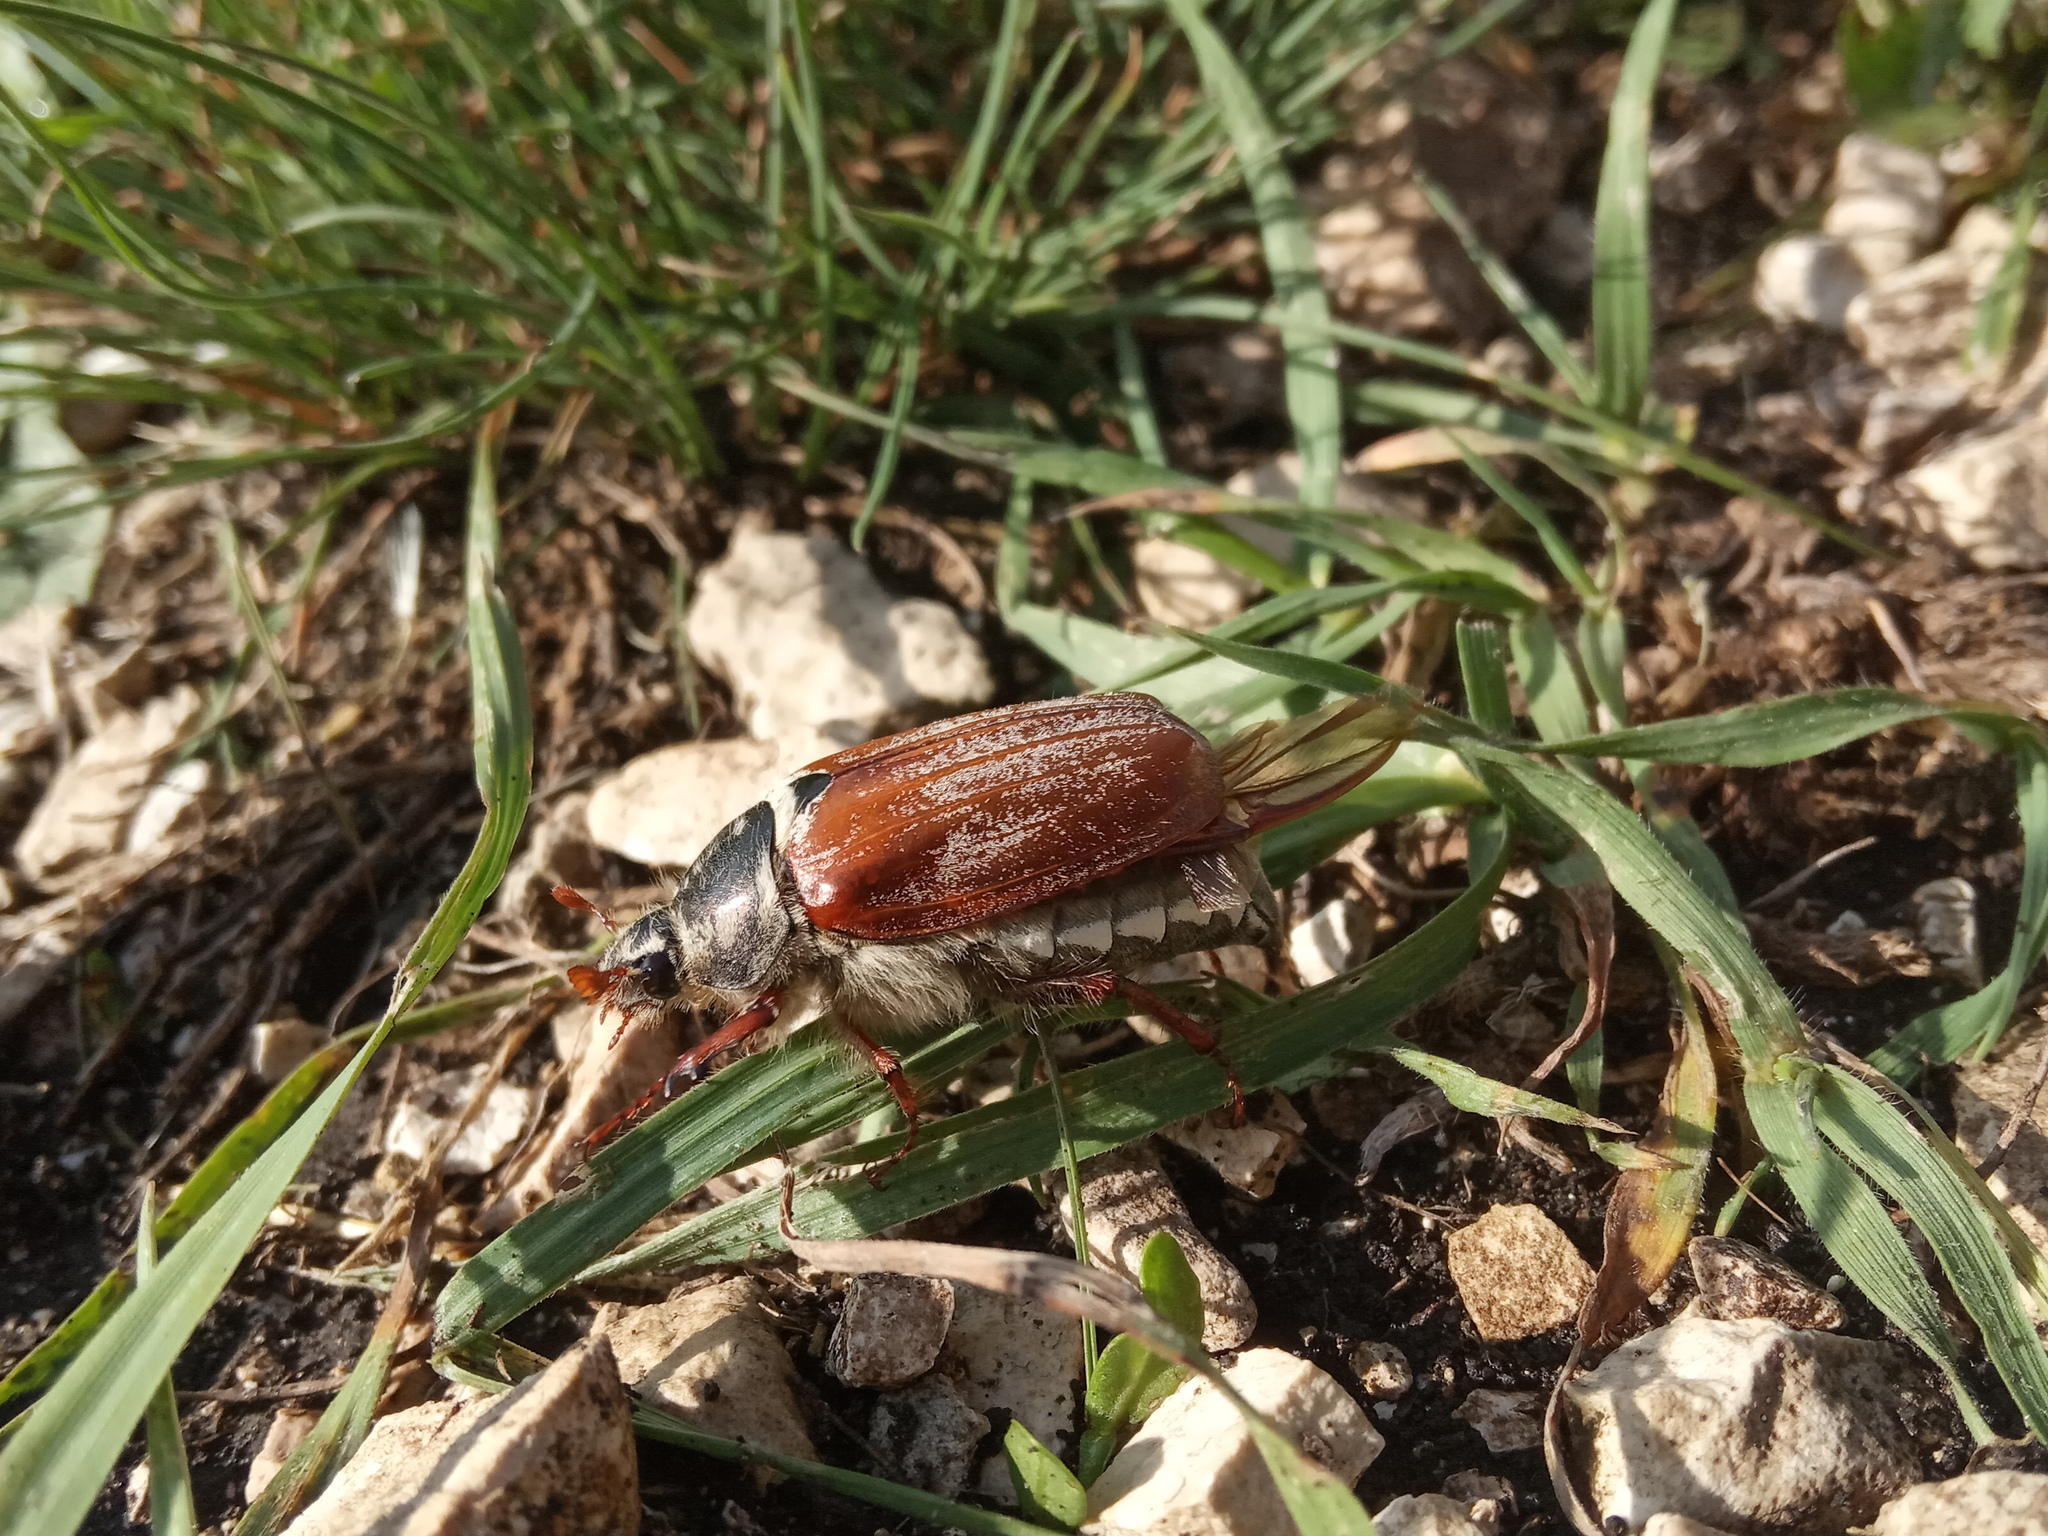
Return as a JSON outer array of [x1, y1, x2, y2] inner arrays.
[[633, 948, 681, 1000]]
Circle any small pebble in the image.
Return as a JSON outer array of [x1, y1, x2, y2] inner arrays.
[[869, 1372, 989, 1500], [1445, 1204, 1594, 1341], [827, 1273, 953, 1389], [1349, 1340, 1413, 1400], [1688, 1235, 1845, 1331], [1374, 1493, 1492, 1536], [1451, 1388, 1543, 1454]]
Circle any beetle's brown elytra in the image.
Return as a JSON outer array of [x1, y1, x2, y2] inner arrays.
[[565, 691, 1412, 1174]]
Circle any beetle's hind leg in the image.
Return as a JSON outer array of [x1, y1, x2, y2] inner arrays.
[[1112, 974, 1247, 1126], [839, 1018, 921, 1188], [583, 993, 783, 1153]]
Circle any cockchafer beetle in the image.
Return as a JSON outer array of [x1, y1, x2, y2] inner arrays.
[[558, 690, 1412, 1173]]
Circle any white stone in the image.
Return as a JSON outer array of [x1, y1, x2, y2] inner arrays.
[[584, 736, 786, 868], [595, 1275, 816, 1465], [828, 1273, 954, 1389], [869, 1372, 990, 1499], [246, 1404, 321, 1505], [1085, 1348, 1383, 1536], [1870, 1472, 2048, 1535], [1374, 1493, 1492, 1536], [1824, 133, 1945, 278], [1130, 536, 1263, 632], [1451, 1388, 1542, 1453], [1561, 1316, 1923, 1533], [1755, 235, 1867, 331], [1899, 408, 2048, 569], [14, 686, 203, 884], [123, 756, 212, 859], [285, 1338, 637, 1536], [1445, 1204, 1593, 1341], [1642, 1518, 1742, 1536], [1160, 1094, 1307, 1200], [686, 517, 992, 752], [1847, 207, 2040, 397], [1349, 1341, 1412, 1400], [380, 1066, 540, 1177], [249, 1019, 332, 1085], [1289, 897, 1373, 988], [1914, 876, 1983, 986], [1053, 1142, 1257, 1351], [478, 1001, 684, 1232], [944, 1285, 1084, 1500]]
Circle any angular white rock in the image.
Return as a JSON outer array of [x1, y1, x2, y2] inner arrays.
[[585, 736, 785, 868], [1085, 1348, 1383, 1536], [1451, 1388, 1542, 1453], [1445, 1204, 1594, 1341], [1130, 537, 1263, 632], [1755, 235, 1867, 332], [1349, 1341, 1413, 1400], [1870, 1472, 2048, 1536], [944, 1285, 1084, 1500], [596, 1274, 816, 1465], [285, 1338, 638, 1536], [1641, 1518, 1742, 1536], [381, 1065, 539, 1177], [686, 517, 992, 752], [1374, 1493, 1492, 1536], [869, 1371, 991, 1500], [1914, 876, 1984, 986], [15, 686, 203, 883], [828, 1273, 954, 1389], [1161, 1093, 1307, 1200], [1898, 406, 2048, 569], [1824, 133, 1946, 278], [1562, 1316, 1924, 1533], [1053, 1142, 1257, 1351]]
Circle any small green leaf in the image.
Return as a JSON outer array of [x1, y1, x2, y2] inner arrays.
[[1138, 1232, 1204, 1343], [1004, 1420, 1087, 1530]]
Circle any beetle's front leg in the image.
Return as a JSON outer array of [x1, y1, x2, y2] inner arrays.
[[839, 1018, 921, 1188], [1112, 975, 1247, 1126], [583, 992, 784, 1153]]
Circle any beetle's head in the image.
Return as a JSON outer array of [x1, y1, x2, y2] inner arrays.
[[569, 906, 692, 1015], [566, 800, 796, 1019]]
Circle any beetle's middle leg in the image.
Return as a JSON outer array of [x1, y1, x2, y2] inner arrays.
[[584, 992, 783, 1152], [839, 1018, 921, 1187], [1111, 974, 1247, 1126]]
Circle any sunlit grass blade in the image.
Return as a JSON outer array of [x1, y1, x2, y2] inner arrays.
[[1813, 1067, 2048, 1437], [1415, 173, 1593, 402], [134, 1189, 195, 1536], [1508, 609, 1593, 744], [1591, 0, 1675, 424], [1547, 688, 1960, 765], [1163, 0, 1342, 509]]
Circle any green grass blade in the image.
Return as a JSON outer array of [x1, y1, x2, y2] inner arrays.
[[1813, 1068, 2048, 1437], [1592, 0, 1676, 423], [1756, 1085, 1994, 1439], [1964, 0, 2017, 55], [1163, 0, 1341, 507], [134, 1192, 196, 1536], [1546, 689, 1952, 765], [1508, 609, 1593, 744], [1415, 174, 1592, 403], [1449, 438, 1597, 601]]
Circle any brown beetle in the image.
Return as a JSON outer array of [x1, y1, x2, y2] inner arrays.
[[563, 691, 1411, 1165]]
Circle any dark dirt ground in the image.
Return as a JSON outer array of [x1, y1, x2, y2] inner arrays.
[[9, 12, 2048, 1534]]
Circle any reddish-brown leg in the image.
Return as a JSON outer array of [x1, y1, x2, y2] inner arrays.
[[1112, 975, 1247, 1126], [583, 994, 782, 1153], [839, 1019, 921, 1188]]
